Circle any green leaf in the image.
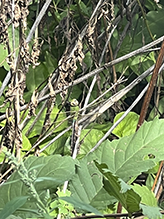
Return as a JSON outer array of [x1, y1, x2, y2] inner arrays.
[[22, 134, 31, 151], [140, 204, 162, 219], [129, 53, 155, 76], [0, 196, 28, 219], [89, 122, 113, 133], [70, 118, 164, 211], [70, 158, 102, 202], [148, 97, 164, 121], [26, 52, 56, 93], [132, 184, 158, 207], [78, 1, 90, 16], [23, 116, 42, 138], [60, 196, 103, 216], [6, 215, 23, 219], [69, 157, 108, 205], [95, 161, 141, 213], [87, 118, 164, 182], [42, 213, 53, 219], [0, 45, 10, 70], [90, 187, 116, 210], [44, 51, 57, 73], [79, 129, 104, 158], [112, 111, 139, 137], [43, 133, 69, 155], [145, 0, 159, 11], [35, 176, 65, 183], [146, 8, 164, 39], [119, 179, 131, 193], [26, 63, 50, 92], [0, 155, 76, 218], [49, 107, 68, 133], [83, 51, 92, 69], [69, 157, 116, 210]]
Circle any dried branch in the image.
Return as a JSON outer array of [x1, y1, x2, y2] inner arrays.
[[137, 39, 164, 129]]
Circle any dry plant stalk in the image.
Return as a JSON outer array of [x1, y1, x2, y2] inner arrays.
[[58, 36, 84, 100], [0, 0, 43, 162]]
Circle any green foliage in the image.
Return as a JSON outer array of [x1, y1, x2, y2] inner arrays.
[[69, 119, 164, 216], [1, 119, 164, 218], [1, 0, 164, 218], [148, 97, 164, 121], [0, 45, 10, 70], [78, 128, 104, 157], [0, 154, 76, 218], [139, 204, 162, 219], [60, 196, 102, 216], [69, 157, 103, 204], [112, 111, 139, 137], [88, 118, 164, 181], [146, 8, 164, 38], [49, 188, 75, 218], [23, 105, 68, 139], [0, 196, 28, 219], [132, 184, 157, 207], [130, 52, 155, 76], [95, 161, 141, 214], [6, 215, 23, 219]]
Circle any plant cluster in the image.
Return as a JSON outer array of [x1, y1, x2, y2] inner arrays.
[[0, 0, 164, 219]]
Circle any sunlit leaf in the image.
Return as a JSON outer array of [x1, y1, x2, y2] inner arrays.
[[87, 118, 164, 182], [112, 111, 139, 137]]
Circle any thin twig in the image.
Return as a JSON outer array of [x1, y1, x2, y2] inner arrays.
[[81, 65, 155, 127], [88, 83, 149, 153], [0, 36, 163, 123], [26, 0, 52, 43], [37, 64, 155, 154], [71, 211, 164, 219], [37, 36, 163, 104]]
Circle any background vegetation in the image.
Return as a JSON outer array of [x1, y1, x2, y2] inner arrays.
[[0, 0, 164, 218]]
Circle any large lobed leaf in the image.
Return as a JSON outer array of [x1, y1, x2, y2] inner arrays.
[[69, 158, 103, 204], [70, 118, 164, 211], [69, 156, 116, 210], [88, 118, 164, 182]]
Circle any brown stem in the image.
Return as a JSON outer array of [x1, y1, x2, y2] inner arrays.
[[136, 39, 164, 130], [116, 202, 122, 219], [115, 40, 164, 219]]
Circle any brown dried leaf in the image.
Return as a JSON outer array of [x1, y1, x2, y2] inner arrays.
[[86, 18, 97, 50], [3, 108, 15, 150], [28, 90, 38, 116], [58, 36, 84, 100], [0, 14, 9, 44], [14, 4, 21, 27], [31, 40, 43, 68]]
